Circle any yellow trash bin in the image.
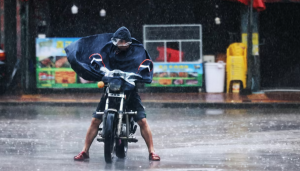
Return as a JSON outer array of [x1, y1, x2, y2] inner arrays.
[[226, 43, 247, 93]]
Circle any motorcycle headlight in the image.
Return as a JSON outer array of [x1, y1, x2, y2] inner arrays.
[[109, 83, 121, 91], [109, 79, 122, 91]]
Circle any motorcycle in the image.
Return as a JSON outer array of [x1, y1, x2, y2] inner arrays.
[[95, 68, 142, 163]]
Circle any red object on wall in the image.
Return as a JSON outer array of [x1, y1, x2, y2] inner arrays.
[[156, 47, 184, 62]]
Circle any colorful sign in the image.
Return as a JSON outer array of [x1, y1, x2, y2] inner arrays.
[[36, 38, 203, 88], [36, 38, 98, 88], [146, 62, 203, 87]]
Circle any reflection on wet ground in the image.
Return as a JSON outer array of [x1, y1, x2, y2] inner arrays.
[[1, 105, 300, 170]]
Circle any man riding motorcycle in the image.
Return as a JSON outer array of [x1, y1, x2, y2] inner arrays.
[[65, 26, 160, 161]]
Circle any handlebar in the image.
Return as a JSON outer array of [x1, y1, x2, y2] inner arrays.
[[95, 111, 137, 115]]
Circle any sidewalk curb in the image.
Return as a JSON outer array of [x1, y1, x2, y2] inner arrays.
[[1, 101, 300, 108]]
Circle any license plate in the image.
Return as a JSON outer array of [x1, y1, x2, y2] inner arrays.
[[108, 93, 124, 98]]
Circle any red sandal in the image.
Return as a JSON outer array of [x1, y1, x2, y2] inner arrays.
[[149, 152, 160, 161], [74, 151, 89, 161]]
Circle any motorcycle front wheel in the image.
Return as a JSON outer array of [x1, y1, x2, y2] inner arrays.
[[116, 137, 128, 158], [104, 113, 116, 163]]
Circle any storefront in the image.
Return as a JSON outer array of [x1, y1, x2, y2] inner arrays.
[[23, 0, 242, 92]]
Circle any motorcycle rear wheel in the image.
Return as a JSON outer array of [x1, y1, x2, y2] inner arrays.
[[104, 113, 116, 163]]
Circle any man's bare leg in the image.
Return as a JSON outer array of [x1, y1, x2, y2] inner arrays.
[[82, 118, 102, 155], [137, 118, 155, 153], [137, 118, 160, 161]]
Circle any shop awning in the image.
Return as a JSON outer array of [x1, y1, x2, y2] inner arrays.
[[264, 0, 300, 2]]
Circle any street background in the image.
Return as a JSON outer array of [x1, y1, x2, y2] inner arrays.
[[1, 0, 300, 170]]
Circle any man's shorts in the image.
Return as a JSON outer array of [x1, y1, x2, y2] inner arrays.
[[93, 89, 146, 122]]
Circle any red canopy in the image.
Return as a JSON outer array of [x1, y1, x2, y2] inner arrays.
[[264, 0, 300, 2], [237, 0, 266, 11], [230, 0, 300, 11]]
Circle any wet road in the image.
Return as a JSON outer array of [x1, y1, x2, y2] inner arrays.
[[1, 105, 300, 171]]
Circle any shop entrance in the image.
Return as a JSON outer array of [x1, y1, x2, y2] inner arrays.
[[260, 3, 300, 88]]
